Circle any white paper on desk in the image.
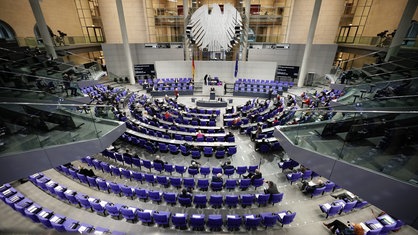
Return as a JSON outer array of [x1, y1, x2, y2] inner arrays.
[[278, 212, 286, 219], [227, 215, 236, 219], [245, 215, 255, 219], [360, 222, 370, 232], [143, 209, 153, 214], [322, 203, 331, 210], [176, 213, 185, 217], [78, 226, 87, 233], [128, 207, 137, 213], [192, 215, 202, 218], [99, 201, 108, 207], [88, 197, 95, 202]]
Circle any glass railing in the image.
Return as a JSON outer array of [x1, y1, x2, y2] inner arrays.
[[336, 77, 418, 107], [16, 36, 101, 48], [0, 101, 122, 157], [278, 108, 418, 185], [336, 35, 418, 48]]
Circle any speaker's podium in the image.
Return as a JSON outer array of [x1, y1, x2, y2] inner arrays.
[[210, 91, 216, 100]]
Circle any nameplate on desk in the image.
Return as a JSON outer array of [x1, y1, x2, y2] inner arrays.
[[192, 215, 202, 218], [175, 213, 185, 217], [227, 215, 237, 219], [245, 215, 255, 219]]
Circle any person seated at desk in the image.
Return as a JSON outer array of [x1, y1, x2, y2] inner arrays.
[[212, 173, 224, 183], [255, 138, 271, 151], [196, 130, 205, 139], [164, 111, 171, 120], [123, 149, 132, 158], [225, 131, 234, 139], [243, 168, 262, 183], [178, 188, 193, 199], [189, 160, 201, 171], [264, 181, 279, 201], [221, 160, 235, 170], [153, 155, 166, 167], [301, 179, 325, 194], [77, 166, 96, 178], [323, 220, 364, 235]]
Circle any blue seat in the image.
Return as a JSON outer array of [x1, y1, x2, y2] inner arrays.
[[157, 176, 170, 188], [193, 194, 207, 208], [215, 150, 225, 158], [164, 164, 175, 175], [319, 203, 343, 218], [163, 192, 177, 206], [183, 178, 195, 190], [105, 203, 122, 219], [257, 194, 270, 207], [153, 163, 164, 174], [154, 211, 171, 228], [120, 184, 134, 199], [225, 195, 239, 208], [132, 158, 142, 169], [311, 186, 326, 198], [121, 169, 132, 180], [244, 214, 261, 230], [132, 172, 143, 184], [170, 177, 182, 189], [252, 178, 264, 190], [180, 145, 190, 156], [145, 174, 156, 186], [278, 159, 299, 172], [138, 210, 153, 225], [225, 179, 237, 191], [209, 195, 223, 208], [197, 179, 209, 191], [323, 181, 336, 194], [207, 214, 223, 231], [135, 188, 148, 201], [277, 210, 296, 227], [191, 150, 201, 159], [236, 166, 247, 177], [224, 168, 235, 178], [175, 165, 187, 176], [271, 193, 284, 205], [211, 181, 223, 191], [212, 167, 222, 175], [302, 169, 313, 180], [340, 200, 357, 214], [227, 215, 242, 231], [260, 212, 278, 229], [121, 206, 137, 222], [286, 172, 302, 185], [91, 200, 106, 215], [203, 147, 213, 157], [199, 167, 210, 177], [239, 179, 251, 190], [172, 213, 188, 229], [188, 168, 199, 177], [241, 194, 255, 208], [149, 191, 162, 204], [142, 160, 153, 172], [169, 144, 180, 154], [227, 146, 237, 156], [178, 197, 192, 208], [109, 182, 122, 196], [189, 214, 205, 231]]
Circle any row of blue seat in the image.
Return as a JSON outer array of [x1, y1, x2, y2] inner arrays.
[[97, 153, 253, 178], [319, 199, 369, 219], [0, 183, 123, 234], [120, 132, 237, 157], [30, 175, 296, 230]]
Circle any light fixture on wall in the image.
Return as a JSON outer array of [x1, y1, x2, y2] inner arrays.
[[186, 3, 242, 52]]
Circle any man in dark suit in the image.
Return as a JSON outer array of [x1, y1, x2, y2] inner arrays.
[[211, 173, 224, 183]]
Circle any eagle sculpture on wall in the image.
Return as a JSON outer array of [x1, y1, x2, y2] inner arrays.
[[186, 3, 242, 52]]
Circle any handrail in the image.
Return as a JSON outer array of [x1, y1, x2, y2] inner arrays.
[[0, 101, 112, 108]]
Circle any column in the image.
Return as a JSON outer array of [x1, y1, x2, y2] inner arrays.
[[29, 0, 57, 59], [384, 0, 418, 62], [116, 0, 135, 84], [241, 0, 251, 61], [297, 0, 322, 87], [183, 0, 190, 61]]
